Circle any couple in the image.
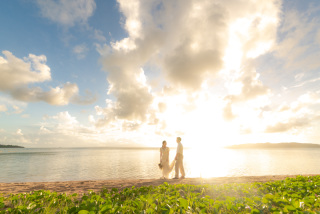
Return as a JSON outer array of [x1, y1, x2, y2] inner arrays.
[[159, 137, 185, 179]]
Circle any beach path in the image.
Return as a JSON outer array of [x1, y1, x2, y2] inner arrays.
[[0, 175, 317, 195]]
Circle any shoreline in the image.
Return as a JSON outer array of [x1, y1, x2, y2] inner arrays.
[[1, 174, 319, 195]]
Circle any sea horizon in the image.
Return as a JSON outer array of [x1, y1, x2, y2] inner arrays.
[[2, 141, 320, 150], [2, 146, 320, 183]]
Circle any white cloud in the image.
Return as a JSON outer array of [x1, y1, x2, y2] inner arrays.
[[97, 0, 281, 131], [223, 101, 237, 121], [4, 129, 34, 145], [222, 67, 271, 120], [93, 29, 106, 42], [0, 104, 7, 112], [293, 77, 320, 88], [274, 6, 320, 72], [265, 117, 313, 133], [3, 0, 320, 146], [40, 125, 52, 134], [36, 111, 141, 147], [0, 51, 51, 91], [0, 128, 34, 145], [73, 44, 89, 59], [0, 51, 96, 105], [12, 105, 23, 114], [10, 82, 91, 106], [0, 95, 27, 114], [98, 47, 155, 125], [16, 129, 23, 136], [263, 91, 320, 133], [0, 95, 27, 107], [36, 0, 96, 27]]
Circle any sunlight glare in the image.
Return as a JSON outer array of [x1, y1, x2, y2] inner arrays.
[[246, 41, 272, 58], [185, 148, 242, 178], [223, 18, 252, 71]]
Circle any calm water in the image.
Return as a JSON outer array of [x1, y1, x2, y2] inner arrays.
[[1, 147, 320, 183]]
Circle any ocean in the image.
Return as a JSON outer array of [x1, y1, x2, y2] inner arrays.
[[1, 147, 320, 183]]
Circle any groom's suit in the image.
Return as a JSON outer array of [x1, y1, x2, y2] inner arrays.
[[175, 142, 185, 178]]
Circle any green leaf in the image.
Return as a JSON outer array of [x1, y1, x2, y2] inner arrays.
[[100, 204, 112, 212], [293, 200, 300, 208], [251, 208, 260, 214], [79, 210, 90, 214], [285, 205, 296, 211], [68, 207, 78, 213], [179, 198, 188, 209], [262, 198, 269, 204]]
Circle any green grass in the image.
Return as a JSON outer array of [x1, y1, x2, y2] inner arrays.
[[2, 175, 320, 213]]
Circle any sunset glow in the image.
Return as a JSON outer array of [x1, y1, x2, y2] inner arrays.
[[1, 0, 320, 148]]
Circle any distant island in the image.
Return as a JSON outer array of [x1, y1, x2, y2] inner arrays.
[[226, 142, 320, 149], [0, 144, 24, 148]]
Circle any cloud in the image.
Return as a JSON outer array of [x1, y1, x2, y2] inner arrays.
[[36, 111, 144, 147], [0, 104, 7, 112], [158, 102, 166, 113], [97, 0, 281, 129], [223, 101, 237, 121], [10, 82, 94, 106], [263, 91, 320, 133], [16, 129, 23, 136], [94, 70, 153, 125], [274, 5, 320, 72], [93, 29, 106, 42], [158, 0, 279, 89], [36, 0, 96, 27], [40, 111, 95, 141], [163, 45, 223, 89], [71, 90, 97, 105], [0, 51, 96, 105], [222, 67, 271, 120], [73, 44, 89, 59], [97, 37, 157, 125], [12, 105, 24, 114], [115, 0, 228, 90], [265, 117, 312, 133], [226, 68, 270, 101], [0, 96, 27, 114], [0, 128, 33, 145], [293, 77, 320, 88], [0, 51, 51, 91], [122, 121, 141, 131]]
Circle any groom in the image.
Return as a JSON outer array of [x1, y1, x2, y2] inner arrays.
[[173, 137, 185, 179]]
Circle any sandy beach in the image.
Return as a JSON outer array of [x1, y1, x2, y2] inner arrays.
[[1, 174, 318, 195]]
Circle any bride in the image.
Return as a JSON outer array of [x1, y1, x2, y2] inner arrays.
[[159, 140, 175, 179]]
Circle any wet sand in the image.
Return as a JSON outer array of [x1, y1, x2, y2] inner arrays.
[[0, 174, 318, 195]]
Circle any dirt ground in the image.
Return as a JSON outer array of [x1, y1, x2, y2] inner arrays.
[[1, 174, 317, 195]]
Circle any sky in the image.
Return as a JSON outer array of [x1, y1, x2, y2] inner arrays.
[[0, 0, 320, 148]]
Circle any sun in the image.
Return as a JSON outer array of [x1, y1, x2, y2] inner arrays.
[[151, 92, 245, 149]]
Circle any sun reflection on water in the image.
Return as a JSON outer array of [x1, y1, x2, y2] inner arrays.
[[3, 147, 320, 183], [182, 148, 243, 178]]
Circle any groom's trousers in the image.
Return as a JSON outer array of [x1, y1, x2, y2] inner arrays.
[[175, 155, 185, 178]]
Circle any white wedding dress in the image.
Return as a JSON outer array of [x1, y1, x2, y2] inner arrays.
[[160, 147, 175, 179]]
